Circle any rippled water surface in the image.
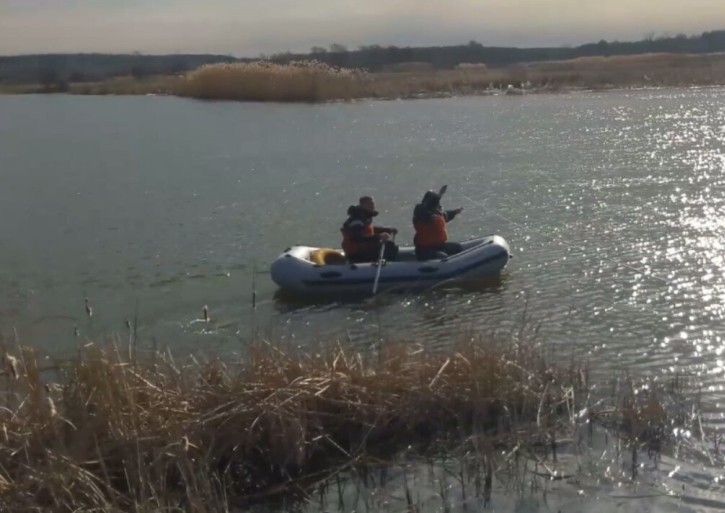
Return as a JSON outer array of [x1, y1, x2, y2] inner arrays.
[[5, 89, 725, 510], [2, 90, 725, 392]]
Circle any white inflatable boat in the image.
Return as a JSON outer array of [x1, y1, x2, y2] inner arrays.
[[269, 235, 511, 295]]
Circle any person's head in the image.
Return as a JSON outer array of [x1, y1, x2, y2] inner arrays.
[[359, 196, 376, 213], [421, 190, 441, 209]]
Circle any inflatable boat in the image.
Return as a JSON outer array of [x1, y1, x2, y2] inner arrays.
[[269, 235, 511, 295]]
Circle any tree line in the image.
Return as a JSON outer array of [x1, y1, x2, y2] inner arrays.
[[1, 29, 724, 87], [0, 53, 235, 88], [271, 30, 725, 71]]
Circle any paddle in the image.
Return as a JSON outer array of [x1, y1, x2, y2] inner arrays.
[[372, 232, 395, 295]]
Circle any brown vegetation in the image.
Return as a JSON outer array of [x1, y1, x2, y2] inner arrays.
[[175, 60, 367, 102], [528, 51, 725, 89], [70, 75, 180, 96], [367, 51, 725, 98], [3, 51, 725, 102], [380, 62, 435, 73], [0, 75, 179, 96], [0, 322, 692, 512]]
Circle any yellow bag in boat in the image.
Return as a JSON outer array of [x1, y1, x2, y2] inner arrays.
[[309, 248, 347, 265]]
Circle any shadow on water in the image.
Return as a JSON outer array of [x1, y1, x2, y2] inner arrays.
[[270, 273, 509, 314]]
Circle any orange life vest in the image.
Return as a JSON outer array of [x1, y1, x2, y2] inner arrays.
[[340, 221, 375, 256], [414, 214, 448, 248]]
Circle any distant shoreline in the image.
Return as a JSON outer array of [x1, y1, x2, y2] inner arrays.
[[3, 52, 725, 103], [2, 84, 723, 104]]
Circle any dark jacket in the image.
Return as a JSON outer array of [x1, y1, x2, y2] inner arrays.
[[412, 191, 460, 225], [412, 203, 460, 225], [341, 205, 394, 246]]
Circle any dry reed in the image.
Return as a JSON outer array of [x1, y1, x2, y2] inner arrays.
[[5, 52, 725, 101], [175, 60, 368, 102], [169, 51, 725, 102], [0, 331, 586, 512], [70, 75, 180, 96], [367, 52, 725, 97], [0, 324, 700, 512]]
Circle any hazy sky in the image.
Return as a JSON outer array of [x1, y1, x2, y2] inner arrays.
[[2, 0, 724, 56]]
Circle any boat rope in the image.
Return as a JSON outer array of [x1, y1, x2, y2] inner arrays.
[[456, 192, 670, 285]]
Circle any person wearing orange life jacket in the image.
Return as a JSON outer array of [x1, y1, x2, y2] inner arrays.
[[340, 196, 399, 263], [412, 186, 464, 261]]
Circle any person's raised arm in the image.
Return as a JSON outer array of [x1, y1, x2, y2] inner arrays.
[[443, 207, 464, 222]]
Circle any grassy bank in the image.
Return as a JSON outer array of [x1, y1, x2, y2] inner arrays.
[[371, 51, 725, 98], [0, 75, 180, 96], [3, 52, 725, 102], [0, 326, 688, 512]]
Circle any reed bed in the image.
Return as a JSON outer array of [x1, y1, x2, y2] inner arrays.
[[175, 60, 368, 102], [535, 51, 723, 70], [0, 330, 589, 512], [170, 52, 725, 103], [0, 75, 179, 96], [5, 52, 725, 101], [367, 52, 725, 97], [0, 325, 699, 512], [0, 83, 48, 94], [70, 75, 180, 96]]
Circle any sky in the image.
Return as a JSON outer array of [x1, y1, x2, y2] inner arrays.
[[1, 0, 725, 56]]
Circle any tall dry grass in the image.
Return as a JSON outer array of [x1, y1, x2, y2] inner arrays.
[[5, 52, 725, 101], [0, 323, 693, 512], [175, 60, 368, 102], [366, 52, 725, 97], [170, 52, 725, 104], [0, 83, 48, 94], [70, 75, 180, 96], [534, 52, 719, 71], [0, 75, 179, 96], [0, 329, 592, 512]]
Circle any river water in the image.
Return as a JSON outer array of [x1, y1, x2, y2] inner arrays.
[[3, 89, 725, 509], [2, 90, 725, 360], [2, 91, 725, 382]]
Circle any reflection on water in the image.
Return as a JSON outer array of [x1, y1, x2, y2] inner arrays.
[[270, 272, 507, 313], [295, 431, 725, 513]]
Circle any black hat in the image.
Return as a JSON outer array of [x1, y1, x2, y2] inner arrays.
[[422, 190, 441, 207]]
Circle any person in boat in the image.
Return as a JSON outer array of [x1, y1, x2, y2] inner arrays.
[[412, 186, 464, 260], [340, 196, 399, 263]]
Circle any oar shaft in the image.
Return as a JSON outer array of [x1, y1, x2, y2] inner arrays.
[[372, 241, 386, 295]]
